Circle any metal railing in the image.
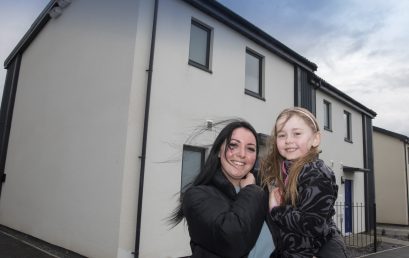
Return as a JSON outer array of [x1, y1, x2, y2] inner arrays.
[[334, 202, 377, 253]]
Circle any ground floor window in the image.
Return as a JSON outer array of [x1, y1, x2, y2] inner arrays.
[[181, 145, 205, 191]]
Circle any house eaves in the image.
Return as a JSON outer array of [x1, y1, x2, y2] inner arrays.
[[4, 0, 65, 69], [309, 75, 377, 118], [182, 0, 318, 72], [373, 126, 409, 144], [5, 0, 318, 73]]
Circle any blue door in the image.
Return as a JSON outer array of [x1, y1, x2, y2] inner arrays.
[[344, 180, 353, 234]]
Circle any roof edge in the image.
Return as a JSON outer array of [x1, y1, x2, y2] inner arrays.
[[4, 0, 57, 69], [310, 74, 377, 118], [373, 126, 409, 143]]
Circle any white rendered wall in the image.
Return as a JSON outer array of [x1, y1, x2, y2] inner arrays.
[[316, 91, 366, 232], [115, 0, 156, 257], [374, 131, 408, 225], [0, 1, 140, 257], [138, 0, 295, 257]]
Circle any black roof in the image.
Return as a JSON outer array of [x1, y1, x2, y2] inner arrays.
[[3, 0, 375, 118], [183, 0, 318, 72]]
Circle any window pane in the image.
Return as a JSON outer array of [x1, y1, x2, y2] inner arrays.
[[344, 111, 351, 141], [245, 52, 260, 94], [181, 147, 203, 190], [324, 101, 331, 129], [344, 112, 348, 138], [189, 23, 208, 67]]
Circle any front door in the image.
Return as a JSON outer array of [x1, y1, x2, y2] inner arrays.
[[344, 179, 353, 234]]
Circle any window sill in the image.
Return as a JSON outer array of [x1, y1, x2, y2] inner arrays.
[[188, 60, 212, 74], [245, 89, 265, 101], [344, 138, 353, 144]]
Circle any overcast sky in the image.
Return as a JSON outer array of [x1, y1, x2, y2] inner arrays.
[[1, 0, 409, 136]]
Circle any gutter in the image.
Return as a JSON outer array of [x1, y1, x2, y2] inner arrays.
[[405, 143, 409, 225], [133, 0, 159, 257]]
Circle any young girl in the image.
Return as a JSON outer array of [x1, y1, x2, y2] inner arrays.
[[260, 107, 348, 258]]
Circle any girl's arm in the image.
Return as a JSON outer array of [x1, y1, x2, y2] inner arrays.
[[183, 184, 267, 257]]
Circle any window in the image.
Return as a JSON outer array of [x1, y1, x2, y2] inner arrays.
[[189, 20, 211, 71], [344, 110, 352, 142], [245, 49, 263, 99], [181, 145, 205, 191], [323, 100, 332, 131]]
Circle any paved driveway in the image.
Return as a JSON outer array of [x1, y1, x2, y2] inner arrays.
[[0, 231, 54, 258], [362, 246, 409, 258]]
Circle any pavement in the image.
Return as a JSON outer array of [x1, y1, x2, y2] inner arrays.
[[359, 246, 409, 257], [1, 223, 409, 258], [0, 230, 56, 258], [360, 224, 409, 258], [0, 225, 85, 258]]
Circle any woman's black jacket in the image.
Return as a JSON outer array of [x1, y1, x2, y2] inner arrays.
[[183, 169, 268, 258]]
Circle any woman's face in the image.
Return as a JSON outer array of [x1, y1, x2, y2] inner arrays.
[[276, 115, 320, 161], [219, 127, 257, 187]]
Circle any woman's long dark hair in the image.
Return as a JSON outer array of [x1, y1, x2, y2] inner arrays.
[[169, 120, 259, 226]]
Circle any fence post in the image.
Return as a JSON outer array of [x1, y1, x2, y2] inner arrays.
[[373, 203, 377, 252]]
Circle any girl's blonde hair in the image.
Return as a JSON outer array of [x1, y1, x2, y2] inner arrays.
[[260, 107, 320, 206]]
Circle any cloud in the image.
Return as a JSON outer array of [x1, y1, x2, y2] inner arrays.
[[218, 0, 409, 136]]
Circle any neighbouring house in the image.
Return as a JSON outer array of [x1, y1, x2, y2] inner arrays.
[[0, 0, 376, 257], [373, 126, 409, 225]]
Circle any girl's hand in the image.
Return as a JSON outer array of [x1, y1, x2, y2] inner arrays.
[[269, 187, 283, 211], [239, 172, 256, 188]]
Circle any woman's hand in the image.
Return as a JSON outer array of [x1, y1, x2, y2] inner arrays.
[[239, 172, 256, 188], [269, 187, 283, 211]]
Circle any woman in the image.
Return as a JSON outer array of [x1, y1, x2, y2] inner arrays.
[[171, 120, 274, 258]]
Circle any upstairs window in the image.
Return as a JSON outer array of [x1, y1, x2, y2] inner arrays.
[[245, 49, 264, 99], [344, 110, 352, 142], [189, 19, 212, 72], [323, 100, 332, 131], [181, 145, 205, 191]]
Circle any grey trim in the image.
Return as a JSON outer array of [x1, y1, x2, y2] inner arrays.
[[181, 145, 206, 191], [189, 18, 212, 71], [342, 166, 370, 173], [362, 115, 376, 231], [4, 0, 58, 68], [344, 110, 352, 142], [323, 100, 332, 131], [0, 54, 22, 196], [245, 48, 263, 98], [405, 144, 409, 225]]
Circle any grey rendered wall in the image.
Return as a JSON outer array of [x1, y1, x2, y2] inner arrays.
[[374, 131, 408, 225]]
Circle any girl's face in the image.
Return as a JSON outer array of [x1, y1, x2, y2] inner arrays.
[[276, 115, 320, 161], [219, 127, 257, 187]]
